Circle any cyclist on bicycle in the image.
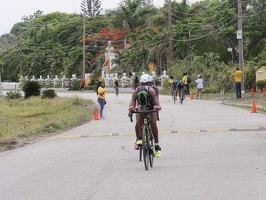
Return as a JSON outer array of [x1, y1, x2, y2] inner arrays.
[[168, 75, 174, 98], [114, 79, 119, 96], [128, 74, 162, 158], [182, 72, 189, 95], [172, 80, 179, 92]]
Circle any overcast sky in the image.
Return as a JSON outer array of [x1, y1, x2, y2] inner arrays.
[[0, 0, 171, 35]]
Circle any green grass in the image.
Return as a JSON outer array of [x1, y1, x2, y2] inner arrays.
[[0, 96, 95, 147]]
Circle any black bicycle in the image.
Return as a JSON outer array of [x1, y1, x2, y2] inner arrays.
[[178, 87, 187, 105], [173, 89, 178, 104], [114, 86, 119, 97], [130, 110, 159, 170]]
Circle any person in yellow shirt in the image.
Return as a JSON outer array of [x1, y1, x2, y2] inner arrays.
[[97, 81, 106, 119], [182, 72, 189, 95], [233, 67, 242, 98]]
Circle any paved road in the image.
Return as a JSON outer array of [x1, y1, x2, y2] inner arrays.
[[0, 91, 266, 200]]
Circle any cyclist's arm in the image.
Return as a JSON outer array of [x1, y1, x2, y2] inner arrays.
[[128, 91, 137, 112], [149, 88, 161, 111], [154, 86, 159, 99]]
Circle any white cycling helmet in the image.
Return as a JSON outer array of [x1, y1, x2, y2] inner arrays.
[[140, 74, 152, 83]]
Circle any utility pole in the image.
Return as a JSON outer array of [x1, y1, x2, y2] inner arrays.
[[0, 67, 2, 96], [238, 0, 244, 92], [19, 26, 23, 77], [167, 0, 172, 71], [82, 11, 86, 80]]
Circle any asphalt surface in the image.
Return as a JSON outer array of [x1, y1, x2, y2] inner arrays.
[[49, 90, 266, 138]]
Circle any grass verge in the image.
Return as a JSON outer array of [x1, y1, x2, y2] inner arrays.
[[0, 96, 95, 152]]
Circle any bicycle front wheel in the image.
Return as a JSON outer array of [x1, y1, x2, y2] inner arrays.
[[139, 145, 142, 161], [180, 90, 185, 104], [142, 126, 149, 170], [143, 147, 149, 170]]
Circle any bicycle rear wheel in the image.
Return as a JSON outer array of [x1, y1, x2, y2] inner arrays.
[[180, 90, 185, 105], [148, 133, 154, 167], [173, 91, 177, 104], [139, 145, 142, 161]]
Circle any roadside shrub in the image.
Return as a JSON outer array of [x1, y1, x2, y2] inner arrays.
[[256, 80, 266, 92], [68, 79, 80, 91], [22, 81, 41, 98], [6, 91, 22, 100], [42, 89, 57, 99], [88, 79, 100, 92]]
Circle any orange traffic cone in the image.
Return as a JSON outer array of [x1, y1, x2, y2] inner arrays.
[[251, 101, 257, 113], [263, 88, 266, 96], [190, 92, 194, 100], [250, 87, 254, 95], [94, 109, 99, 120]]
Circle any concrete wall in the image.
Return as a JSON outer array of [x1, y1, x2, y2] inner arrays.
[[1, 82, 20, 90]]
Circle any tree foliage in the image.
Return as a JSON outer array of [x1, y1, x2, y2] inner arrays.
[[0, 0, 266, 92]]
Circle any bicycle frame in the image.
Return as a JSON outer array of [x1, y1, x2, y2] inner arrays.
[[178, 87, 186, 104], [114, 86, 119, 96], [173, 89, 178, 104], [130, 110, 159, 170]]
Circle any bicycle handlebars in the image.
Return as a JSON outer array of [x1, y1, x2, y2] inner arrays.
[[129, 110, 159, 122]]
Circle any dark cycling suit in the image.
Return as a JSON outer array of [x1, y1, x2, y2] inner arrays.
[[136, 86, 154, 110]]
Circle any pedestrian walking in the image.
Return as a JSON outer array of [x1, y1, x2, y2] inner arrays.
[[195, 75, 203, 99], [233, 67, 242, 98]]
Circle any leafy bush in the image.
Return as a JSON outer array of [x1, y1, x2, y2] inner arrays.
[[88, 79, 100, 92], [6, 91, 22, 100], [42, 89, 57, 99], [22, 81, 41, 98], [68, 79, 80, 91], [256, 80, 266, 92]]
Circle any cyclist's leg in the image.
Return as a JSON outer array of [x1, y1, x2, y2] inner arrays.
[[136, 113, 144, 141], [134, 120, 140, 150], [150, 112, 158, 143], [150, 112, 161, 158], [199, 88, 202, 99]]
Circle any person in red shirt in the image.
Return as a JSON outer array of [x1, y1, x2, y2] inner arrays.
[[79, 79, 85, 92]]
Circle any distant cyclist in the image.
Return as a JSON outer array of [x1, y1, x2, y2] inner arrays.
[[128, 74, 162, 158], [114, 79, 119, 97], [168, 75, 174, 98], [182, 73, 189, 95]]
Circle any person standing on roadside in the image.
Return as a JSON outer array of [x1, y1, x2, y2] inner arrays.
[[97, 81, 106, 119], [233, 67, 242, 98], [79, 79, 85, 92], [195, 75, 203, 99]]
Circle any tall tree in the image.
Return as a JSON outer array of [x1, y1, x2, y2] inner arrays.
[[81, 0, 103, 17]]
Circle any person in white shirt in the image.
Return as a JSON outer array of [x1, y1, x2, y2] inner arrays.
[[195, 75, 203, 99]]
